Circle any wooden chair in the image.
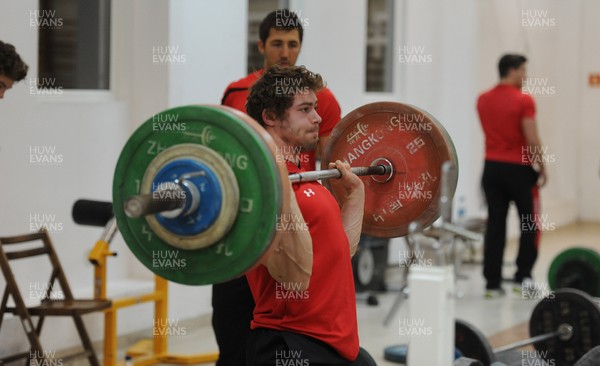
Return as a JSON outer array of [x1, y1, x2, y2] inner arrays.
[[0, 229, 111, 365]]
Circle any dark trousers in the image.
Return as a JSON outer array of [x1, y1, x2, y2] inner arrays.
[[247, 328, 377, 366], [212, 276, 255, 366], [482, 161, 541, 289]]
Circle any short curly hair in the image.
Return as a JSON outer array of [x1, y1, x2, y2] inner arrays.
[[246, 65, 324, 126], [0, 40, 28, 81]]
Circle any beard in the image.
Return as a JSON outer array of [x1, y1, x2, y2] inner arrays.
[[300, 131, 319, 152], [301, 139, 318, 152], [278, 122, 319, 153]]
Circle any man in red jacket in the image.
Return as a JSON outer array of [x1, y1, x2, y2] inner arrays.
[[477, 54, 547, 299], [220, 9, 341, 171], [213, 10, 342, 366]]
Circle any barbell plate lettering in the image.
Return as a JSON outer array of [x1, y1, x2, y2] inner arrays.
[[113, 105, 289, 285], [322, 102, 458, 238]]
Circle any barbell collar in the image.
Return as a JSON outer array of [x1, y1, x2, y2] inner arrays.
[[162, 178, 201, 219], [557, 323, 574, 341]]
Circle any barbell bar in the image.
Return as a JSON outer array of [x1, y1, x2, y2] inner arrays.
[[125, 191, 186, 219], [289, 160, 394, 183], [112, 103, 458, 285], [491, 323, 573, 354], [124, 163, 394, 219], [385, 290, 600, 365]]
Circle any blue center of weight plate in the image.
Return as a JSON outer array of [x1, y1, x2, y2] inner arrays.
[[151, 159, 222, 236]]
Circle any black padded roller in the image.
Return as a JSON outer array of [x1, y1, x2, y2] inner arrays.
[[72, 199, 114, 227]]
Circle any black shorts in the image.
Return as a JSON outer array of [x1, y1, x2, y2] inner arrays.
[[246, 328, 377, 366]]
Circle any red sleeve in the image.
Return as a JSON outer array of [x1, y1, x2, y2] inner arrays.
[[522, 94, 536, 119], [221, 84, 250, 112], [220, 72, 261, 111], [221, 84, 234, 106], [315, 88, 341, 137]]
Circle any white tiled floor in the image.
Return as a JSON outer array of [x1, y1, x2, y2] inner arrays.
[[111, 221, 598, 365]]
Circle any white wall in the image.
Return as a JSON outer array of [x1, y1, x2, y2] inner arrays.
[[292, 0, 367, 114], [401, 0, 481, 217], [477, 0, 600, 236], [578, 0, 600, 220], [0, 0, 131, 355], [287, 0, 599, 255], [169, 0, 248, 106], [129, 0, 170, 128], [165, 0, 248, 322]]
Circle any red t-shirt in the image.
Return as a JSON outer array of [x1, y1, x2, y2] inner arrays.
[[221, 69, 342, 170], [245, 161, 360, 361], [477, 84, 536, 164]]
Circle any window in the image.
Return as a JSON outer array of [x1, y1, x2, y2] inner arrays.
[[247, 0, 290, 74], [366, 0, 394, 92], [37, 0, 110, 90]]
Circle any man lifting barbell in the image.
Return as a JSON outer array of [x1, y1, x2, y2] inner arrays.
[[214, 11, 342, 366], [113, 63, 456, 366], [243, 65, 375, 365]]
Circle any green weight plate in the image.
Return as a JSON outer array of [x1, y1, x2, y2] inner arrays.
[[548, 247, 600, 297], [530, 288, 600, 366], [113, 105, 289, 285]]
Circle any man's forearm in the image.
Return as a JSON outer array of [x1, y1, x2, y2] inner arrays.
[[340, 189, 365, 256], [522, 118, 544, 168], [262, 189, 313, 290], [527, 138, 545, 171]]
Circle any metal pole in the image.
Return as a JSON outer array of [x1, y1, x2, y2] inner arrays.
[[124, 164, 393, 218], [124, 191, 186, 218], [493, 324, 573, 354]]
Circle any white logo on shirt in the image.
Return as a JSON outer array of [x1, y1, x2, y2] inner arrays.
[[303, 189, 315, 197]]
